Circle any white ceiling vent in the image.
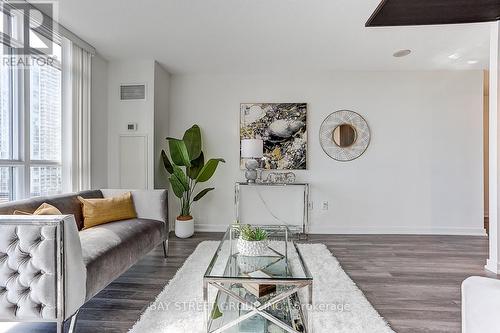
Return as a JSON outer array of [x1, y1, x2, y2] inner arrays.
[[120, 84, 146, 100]]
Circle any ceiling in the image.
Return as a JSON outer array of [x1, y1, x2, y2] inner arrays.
[[52, 0, 491, 74]]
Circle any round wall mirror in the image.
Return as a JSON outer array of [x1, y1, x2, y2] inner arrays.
[[319, 110, 371, 162], [332, 124, 357, 147]]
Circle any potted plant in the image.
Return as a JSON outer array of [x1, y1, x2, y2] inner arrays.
[[237, 224, 269, 256], [161, 125, 225, 238]]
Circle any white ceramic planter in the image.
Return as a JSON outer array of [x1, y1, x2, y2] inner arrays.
[[237, 238, 268, 256], [175, 217, 194, 238]]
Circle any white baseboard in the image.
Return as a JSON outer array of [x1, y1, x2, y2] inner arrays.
[[194, 223, 307, 232], [194, 223, 487, 236], [195, 223, 230, 232], [309, 226, 487, 236], [485, 259, 500, 273]]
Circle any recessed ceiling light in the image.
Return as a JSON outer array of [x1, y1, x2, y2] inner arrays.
[[448, 53, 460, 60], [467, 60, 479, 64], [393, 49, 411, 57]]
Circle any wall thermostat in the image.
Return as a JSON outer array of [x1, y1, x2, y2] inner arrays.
[[127, 123, 138, 131]]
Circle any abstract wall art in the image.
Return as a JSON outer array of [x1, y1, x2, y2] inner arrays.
[[240, 103, 307, 170]]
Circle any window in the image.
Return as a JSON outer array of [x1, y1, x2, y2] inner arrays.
[[0, 7, 64, 202], [0, 46, 12, 161], [29, 55, 62, 197], [0, 39, 17, 203], [0, 167, 11, 203]]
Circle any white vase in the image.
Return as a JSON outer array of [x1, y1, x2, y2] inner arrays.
[[175, 216, 194, 238], [237, 238, 269, 256]]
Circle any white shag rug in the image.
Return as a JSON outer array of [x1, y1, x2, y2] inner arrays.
[[129, 241, 394, 333]]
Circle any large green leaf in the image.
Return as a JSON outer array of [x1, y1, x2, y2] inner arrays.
[[183, 125, 202, 161], [169, 175, 185, 198], [193, 187, 215, 201], [161, 150, 174, 174], [187, 151, 204, 180], [196, 158, 225, 183], [172, 164, 189, 191], [167, 138, 191, 167]]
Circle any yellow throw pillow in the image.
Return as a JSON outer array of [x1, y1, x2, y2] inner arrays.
[[14, 203, 62, 215], [78, 192, 137, 229], [34, 203, 63, 215]]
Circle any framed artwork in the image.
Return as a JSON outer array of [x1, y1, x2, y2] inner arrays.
[[240, 103, 307, 170]]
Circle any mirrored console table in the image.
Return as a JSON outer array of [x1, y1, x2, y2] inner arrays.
[[234, 181, 310, 236]]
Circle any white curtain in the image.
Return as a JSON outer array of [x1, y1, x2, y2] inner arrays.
[[70, 43, 92, 191]]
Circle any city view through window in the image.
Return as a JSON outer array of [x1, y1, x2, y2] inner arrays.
[[30, 63, 62, 198]]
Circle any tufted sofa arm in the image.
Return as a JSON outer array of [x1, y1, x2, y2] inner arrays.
[[0, 215, 86, 322]]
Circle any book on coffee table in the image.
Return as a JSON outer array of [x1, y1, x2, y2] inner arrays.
[[242, 270, 276, 298]]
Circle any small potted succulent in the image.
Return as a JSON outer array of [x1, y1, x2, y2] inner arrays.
[[237, 224, 269, 256]]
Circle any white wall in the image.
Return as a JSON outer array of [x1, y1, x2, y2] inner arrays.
[[107, 60, 155, 189], [91, 54, 109, 189], [105, 59, 171, 190], [154, 62, 171, 189], [168, 71, 485, 235]]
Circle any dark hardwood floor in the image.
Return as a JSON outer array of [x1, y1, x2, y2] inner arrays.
[[2, 233, 498, 333], [309, 234, 497, 333]]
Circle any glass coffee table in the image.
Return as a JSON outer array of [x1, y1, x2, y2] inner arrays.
[[203, 225, 313, 333]]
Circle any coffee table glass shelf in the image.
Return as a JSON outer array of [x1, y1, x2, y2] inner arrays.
[[203, 225, 313, 333]]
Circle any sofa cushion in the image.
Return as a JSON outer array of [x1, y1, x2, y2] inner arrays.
[[0, 190, 104, 231], [79, 218, 165, 300]]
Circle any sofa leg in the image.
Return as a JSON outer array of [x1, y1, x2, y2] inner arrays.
[[56, 320, 64, 333], [162, 239, 168, 258], [68, 310, 79, 333]]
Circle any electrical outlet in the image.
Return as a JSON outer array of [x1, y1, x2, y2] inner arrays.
[[322, 201, 329, 210]]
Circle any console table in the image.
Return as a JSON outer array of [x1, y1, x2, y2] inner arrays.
[[234, 181, 310, 235]]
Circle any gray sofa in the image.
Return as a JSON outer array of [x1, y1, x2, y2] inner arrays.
[[0, 189, 168, 333]]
